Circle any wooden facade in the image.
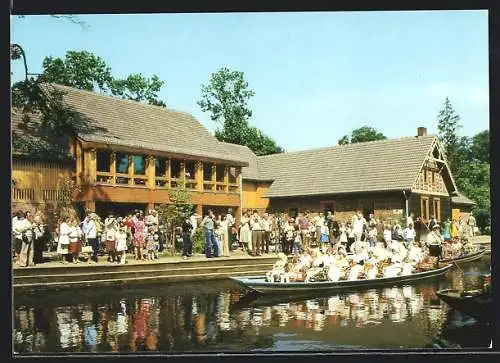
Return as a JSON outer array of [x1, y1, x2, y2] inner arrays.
[[73, 137, 243, 216], [242, 181, 271, 213]]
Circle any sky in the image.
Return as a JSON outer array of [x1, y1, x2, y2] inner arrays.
[[10, 11, 489, 152]]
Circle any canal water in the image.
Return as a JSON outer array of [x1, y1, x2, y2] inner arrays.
[[13, 256, 491, 353]]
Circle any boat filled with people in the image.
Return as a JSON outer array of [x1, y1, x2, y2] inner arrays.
[[232, 242, 453, 294]]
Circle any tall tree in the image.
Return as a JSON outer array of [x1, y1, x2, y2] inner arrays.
[[470, 130, 489, 164], [39, 50, 167, 107], [198, 67, 283, 155], [338, 126, 387, 145], [437, 97, 462, 175]]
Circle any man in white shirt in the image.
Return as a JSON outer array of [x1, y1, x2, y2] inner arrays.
[[261, 213, 271, 254], [84, 213, 99, 263], [313, 213, 325, 245], [406, 212, 414, 228], [250, 211, 263, 256], [467, 213, 477, 237], [190, 213, 199, 237]]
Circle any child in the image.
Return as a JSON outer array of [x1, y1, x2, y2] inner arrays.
[[346, 222, 355, 252], [115, 224, 128, 265], [320, 223, 330, 253], [403, 223, 416, 249], [145, 226, 156, 260]]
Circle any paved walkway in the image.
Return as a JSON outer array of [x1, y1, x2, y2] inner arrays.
[[13, 248, 278, 269]]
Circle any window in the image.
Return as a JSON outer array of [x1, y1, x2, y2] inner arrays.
[[115, 153, 129, 174], [433, 198, 441, 221], [421, 197, 429, 221], [155, 158, 167, 178], [170, 160, 181, 179], [185, 161, 196, 179], [216, 165, 225, 182], [431, 172, 435, 184], [96, 150, 111, 172], [203, 163, 213, 181], [132, 155, 146, 175], [228, 166, 237, 184], [423, 170, 427, 183]]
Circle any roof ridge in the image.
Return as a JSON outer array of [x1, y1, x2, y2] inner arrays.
[[44, 83, 195, 119], [257, 135, 436, 159]]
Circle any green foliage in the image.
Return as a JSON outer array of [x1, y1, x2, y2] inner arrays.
[[192, 227, 206, 254], [338, 126, 387, 145], [156, 182, 194, 255], [437, 97, 462, 175], [198, 67, 283, 156], [474, 209, 490, 233], [38, 50, 167, 107]]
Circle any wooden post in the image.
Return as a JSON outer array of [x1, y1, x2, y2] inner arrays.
[[212, 163, 216, 190], [166, 159, 171, 188], [85, 201, 96, 212], [75, 140, 82, 186], [195, 161, 203, 192], [128, 155, 134, 185], [90, 148, 97, 184], [110, 151, 116, 185], [224, 165, 229, 192], [180, 160, 186, 186], [147, 155, 155, 189]]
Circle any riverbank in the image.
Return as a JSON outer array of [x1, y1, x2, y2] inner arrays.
[[13, 236, 490, 292]]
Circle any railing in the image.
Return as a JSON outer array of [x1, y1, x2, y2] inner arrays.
[[12, 188, 70, 202]]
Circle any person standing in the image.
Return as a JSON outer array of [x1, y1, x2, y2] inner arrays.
[[239, 211, 251, 252], [261, 213, 272, 254], [68, 217, 83, 264], [313, 213, 325, 246], [84, 213, 99, 263], [18, 211, 34, 267], [407, 212, 415, 227], [330, 215, 340, 246], [442, 218, 452, 242], [105, 213, 118, 263], [467, 213, 477, 237], [202, 210, 219, 258], [32, 215, 47, 265], [12, 210, 27, 265], [451, 219, 459, 240], [250, 210, 263, 256], [182, 218, 193, 260], [297, 212, 310, 249], [403, 223, 416, 249], [219, 214, 230, 257], [353, 212, 366, 243], [226, 208, 235, 250], [133, 214, 146, 260], [190, 212, 199, 238], [115, 222, 128, 265], [325, 211, 334, 242], [426, 224, 444, 268], [57, 217, 71, 264]]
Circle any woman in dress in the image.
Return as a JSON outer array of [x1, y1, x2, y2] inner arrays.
[[68, 217, 83, 264], [239, 211, 252, 253], [57, 217, 71, 264], [133, 214, 146, 260], [219, 214, 230, 257], [32, 214, 47, 265]]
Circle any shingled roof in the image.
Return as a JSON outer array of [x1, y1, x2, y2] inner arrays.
[[13, 84, 248, 166], [242, 135, 440, 197], [452, 193, 476, 206], [218, 142, 271, 181]]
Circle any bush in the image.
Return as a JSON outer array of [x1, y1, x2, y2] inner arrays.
[[192, 227, 205, 254], [475, 208, 490, 233]]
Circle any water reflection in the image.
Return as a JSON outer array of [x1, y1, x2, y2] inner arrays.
[[13, 256, 491, 353]]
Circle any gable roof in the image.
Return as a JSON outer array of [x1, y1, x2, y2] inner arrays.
[[218, 142, 270, 181], [247, 135, 438, 198], [13, 84, 248, 166], [452, 193, 476, 206]]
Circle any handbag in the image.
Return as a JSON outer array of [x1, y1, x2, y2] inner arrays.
[[82, 245, 94, 253]]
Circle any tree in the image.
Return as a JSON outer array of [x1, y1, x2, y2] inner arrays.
[[198, 67, 283, 155], [39, 50, 167, 107], [470, 130, 489, 164], [437, 97, 462, 175], [338, 126, 387, 145], [156, 182, 193, 256]]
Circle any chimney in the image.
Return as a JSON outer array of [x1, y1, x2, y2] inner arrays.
[[417, 127, 427, 137]]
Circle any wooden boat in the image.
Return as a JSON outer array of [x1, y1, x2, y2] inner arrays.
[[439, 246, 486, 266], [436, 288, 491, 322], [231, 264, 453, 294]]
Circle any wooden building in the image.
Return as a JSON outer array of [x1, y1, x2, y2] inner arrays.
[[12, 84, 248, 219], [11, 84, 472, 228], [227, 127, 466, 225]]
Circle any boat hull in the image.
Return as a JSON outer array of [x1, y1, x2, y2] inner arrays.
[[231, 264, 453, 294], [436, 288, 491, 322], [439, 247, 486, 266]]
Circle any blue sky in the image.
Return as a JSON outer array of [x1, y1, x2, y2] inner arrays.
[[11, 11, 489, 152]]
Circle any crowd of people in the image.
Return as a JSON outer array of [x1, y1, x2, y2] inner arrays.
[[12, 204, 479, 267]]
